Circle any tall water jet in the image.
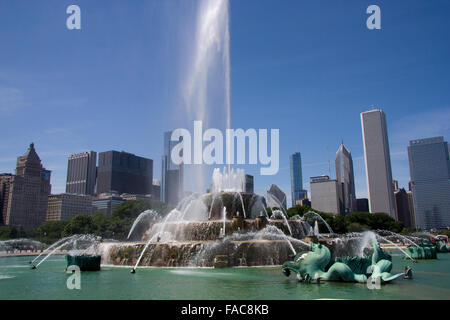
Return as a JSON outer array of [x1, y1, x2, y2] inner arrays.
[[314, 221, 319, 236], [181, 0, 231, 192]]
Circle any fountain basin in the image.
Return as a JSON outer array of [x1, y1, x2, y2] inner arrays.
[[100, 236, 364, 268], [101, 240, 301, 267]]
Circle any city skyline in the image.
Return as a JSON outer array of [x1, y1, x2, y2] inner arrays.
[[0, 1, 449, 207]]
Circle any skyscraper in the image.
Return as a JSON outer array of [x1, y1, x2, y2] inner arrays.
[[394, 188, 414, 228], [97, 151, 153, 195], [47, 193, 93, 221], [408, 136, 450, 230], [161, 131, 184, 205], [361, 109, 396, 217], [335, 143, 356, 214], [290, 152, 307, 207], [310, 176, 340, 214], [0, 174, 13, 225], [1, 143, 51, 228], [245, 174, 254, 193], [66, 151, 97, 195], [267, 184, 287, 209], [407, 190, 416, 228]]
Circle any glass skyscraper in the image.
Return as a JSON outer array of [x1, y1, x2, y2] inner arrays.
[[97, 151, 153, 195], [335, 143, 356, 214], [290, 152, 307, 207], [408, 136, 450, 230], [161, 131, 184, 205]]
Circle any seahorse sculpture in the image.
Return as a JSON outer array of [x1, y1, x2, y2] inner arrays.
[[282, 238, 403, 284]]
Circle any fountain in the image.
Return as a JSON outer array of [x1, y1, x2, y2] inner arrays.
[[100, 167, 313, 270], [31, 234, 100, 270]]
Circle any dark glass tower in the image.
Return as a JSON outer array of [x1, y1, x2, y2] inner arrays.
[[66, 151, 97, 195], [290, 152, 307, 207], [97, 151, 153, 195], [335, 143, 356, 214], [408, 136, 450, 230], [161, 131, 184, 205]]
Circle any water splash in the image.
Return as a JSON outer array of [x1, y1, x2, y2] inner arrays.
[[127, 210, 160, 240], [358, 231, 415, 262], [270, 209, 292, 236], [303, 211, 334, 234], [222, 207, 227, 237], [234, 192, 247, 219], [211, 167, 245, 193], [30, 236, 77, 264], [313, 221, 320, 236], [376, 230, 420, 248], [33, 234, 98, 269]]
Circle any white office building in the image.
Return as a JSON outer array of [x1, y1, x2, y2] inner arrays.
[[361, 109, 396, 218]]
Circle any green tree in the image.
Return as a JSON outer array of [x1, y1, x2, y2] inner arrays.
[[62, 214, 96, 237], [36, 220, 68, 244], [286, 205, 311, 217]]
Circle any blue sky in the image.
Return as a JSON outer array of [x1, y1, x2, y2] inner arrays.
[[0, 0, 449, 206]]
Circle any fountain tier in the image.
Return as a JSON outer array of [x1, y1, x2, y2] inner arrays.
[[142, 219, 309, 242]]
